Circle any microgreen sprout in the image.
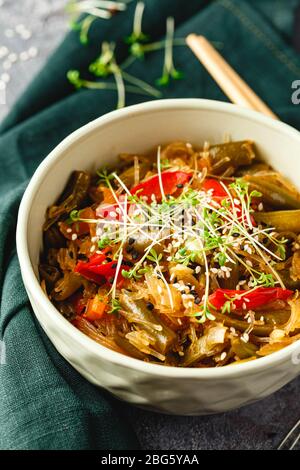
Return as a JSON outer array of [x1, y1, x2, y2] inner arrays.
[[67, 0, 129, 44], [156, 17, 183, 86], [125, 2, 149, 45], [109, 298, 121, 314]]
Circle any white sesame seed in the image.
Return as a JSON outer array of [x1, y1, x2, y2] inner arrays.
[[109, 211, 117, 218], [245, 260, 253, 267], [91, 236, 97, 243], [66, 228, 72, 233], [90, 245, 96, 253], [220, 352, 227, 361], [71, 234, 77, 241], [195, 266, 201, 274], [241, 332, 249, 343], [28, 46, 38, 58], [242, 302, 247, 310], [258, 202, 263, 211]]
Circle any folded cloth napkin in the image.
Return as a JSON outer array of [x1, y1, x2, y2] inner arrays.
[[1, 0, 300, 450]]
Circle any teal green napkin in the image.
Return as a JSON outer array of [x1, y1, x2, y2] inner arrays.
[[1, 0, 300, 450]]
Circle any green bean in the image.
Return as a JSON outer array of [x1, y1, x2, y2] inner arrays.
[[213, 312, 274, 336], [119, 292, 177, 354], [52, 272, 82, 301], [209, 141, 255, 174], [231, 338, 258, 359], [39, 264, 61, 291], [44, 171, 91, 230], [254, 209, 300, 232], [244, 175, 300, 209]]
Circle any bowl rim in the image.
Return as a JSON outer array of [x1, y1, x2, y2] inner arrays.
[[16, 98, 300, 379]]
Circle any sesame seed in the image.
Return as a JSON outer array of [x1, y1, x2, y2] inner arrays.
[[246, 260, 253, 267], [195, 266, 201, 274], [241, 333, 249, 343], [66, 228, 72, 233], [90, 245, 96, 253], [242, 302, 247, 310], [71, 234, 77, 241], [109, 211, 117, 218], [220, 352, 227, 361], [258, 202, 263, 211]]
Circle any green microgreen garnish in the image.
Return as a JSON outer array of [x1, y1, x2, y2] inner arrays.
[[156, 17, 183, 86], [66, 0, 129, 44], [125, 1, 149, 46], [109, 298, 121, 314]]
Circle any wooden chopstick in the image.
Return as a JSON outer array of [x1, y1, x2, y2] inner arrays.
[[186, 34, 279, 120]]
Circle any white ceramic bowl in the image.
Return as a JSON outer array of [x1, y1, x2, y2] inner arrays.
[[17, 99, 300, 415]]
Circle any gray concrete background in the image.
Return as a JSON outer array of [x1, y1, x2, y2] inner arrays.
[[1, 0, 299, 450]]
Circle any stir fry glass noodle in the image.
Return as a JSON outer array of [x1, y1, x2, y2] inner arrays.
[[39, 141, 300, 367]]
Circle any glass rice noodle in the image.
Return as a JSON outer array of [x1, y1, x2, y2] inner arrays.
[[39, 140, 300, 367]]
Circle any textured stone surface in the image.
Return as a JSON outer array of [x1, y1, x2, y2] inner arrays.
[[1, 0, 300, 451]]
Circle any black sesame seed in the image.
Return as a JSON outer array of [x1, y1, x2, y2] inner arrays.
[[146, 302, 154, 310], [123, 260, 134, 267], [112, 263, 117, 269], [126, 246, 133, 254], [233, 233, 239, 238], [176, 183, 184, 188], [132, 251, 139, 260], [108, 277, 114, 284], [190, 290, 198, 297], [106, 257, 112, 262], [194, 297, 201, 304], [128, 237, 135, 245]]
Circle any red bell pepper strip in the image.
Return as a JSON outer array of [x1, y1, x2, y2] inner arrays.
[[75, 254, 131, 285], [130, 170, 191, 202], [201, 179, 228, 200], [209, 287, 293, 311], [202, 178, 256, 227]]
